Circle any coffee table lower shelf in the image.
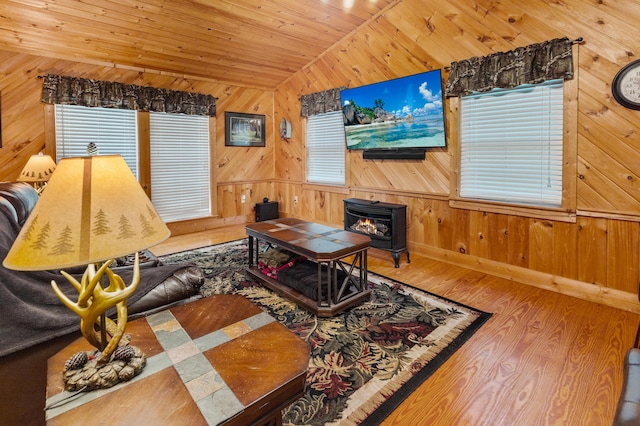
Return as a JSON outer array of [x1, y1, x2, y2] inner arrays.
[[245, 267, 370, 317]]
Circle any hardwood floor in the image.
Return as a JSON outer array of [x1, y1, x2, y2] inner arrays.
[[151, 225, 639, 425]]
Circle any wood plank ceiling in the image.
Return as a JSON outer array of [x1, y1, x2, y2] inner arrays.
[[0, 0, 399, 90]]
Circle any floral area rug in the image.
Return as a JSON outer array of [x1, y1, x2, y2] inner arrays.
[[159, 239, 491, 425]]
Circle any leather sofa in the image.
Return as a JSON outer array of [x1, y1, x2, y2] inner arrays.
[[0, 181, 205, 425]]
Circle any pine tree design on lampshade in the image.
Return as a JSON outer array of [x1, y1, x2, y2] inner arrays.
[[3, 155, 171, 390], [93, 210, 110, 235]]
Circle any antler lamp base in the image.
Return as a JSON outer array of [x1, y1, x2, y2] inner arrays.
[[62, 346, 146, 391]]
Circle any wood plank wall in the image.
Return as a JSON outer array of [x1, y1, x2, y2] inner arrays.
[[0, 50, 276, 231], [272, 0, 640, 313], [1, 0, 640, 313]]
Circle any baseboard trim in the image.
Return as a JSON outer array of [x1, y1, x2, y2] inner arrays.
[[411, 242, 640, 314], [167, 215, 246, 236]]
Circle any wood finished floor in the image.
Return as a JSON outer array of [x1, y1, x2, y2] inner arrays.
[[151, 224, 638, 425]]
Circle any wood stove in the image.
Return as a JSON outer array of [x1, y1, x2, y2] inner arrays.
[[343, 198, 410, 268]]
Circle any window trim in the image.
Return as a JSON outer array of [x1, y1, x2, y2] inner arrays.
[[304, 111, 346, 186], [149, 111, 212, 223], [449, 49, 578, 223], [137, 112, 218, 225], [53, 104, 139, 176], [48, 107, 218, 225]]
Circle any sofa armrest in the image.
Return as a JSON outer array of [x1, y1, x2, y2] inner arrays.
[[128, 265, 204, 317]]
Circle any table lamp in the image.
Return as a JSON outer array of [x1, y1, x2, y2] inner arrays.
[[17, 153, 57, 194], [3, 155, 171, 390]]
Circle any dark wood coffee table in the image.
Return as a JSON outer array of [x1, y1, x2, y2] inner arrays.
[[245, 217, 371, 317], [45, 295, 309, 425]]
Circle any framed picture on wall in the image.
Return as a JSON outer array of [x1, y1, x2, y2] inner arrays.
[[225, 112, 266, 147]]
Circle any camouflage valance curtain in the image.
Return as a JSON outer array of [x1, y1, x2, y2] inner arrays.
[[300, 87, 344, 117], [41, 74, 217, 116], [445, 37, 574, 98]]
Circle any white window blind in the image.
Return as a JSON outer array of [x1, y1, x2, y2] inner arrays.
[[55, 104, 139, 177], [149, 112, 210, 222], [460, 79, 564, 207], [307, 111, 345, 185]]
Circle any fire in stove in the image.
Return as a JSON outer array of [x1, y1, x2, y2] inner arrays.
[[350, 218, 389, 237]]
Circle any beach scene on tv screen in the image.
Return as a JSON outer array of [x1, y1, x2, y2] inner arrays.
[[341, 70, 446, 150]]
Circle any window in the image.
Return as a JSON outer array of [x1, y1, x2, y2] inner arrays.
[[149, 112, 210, 222], [459, 79, 564, 207], [55, 104, 138, 176], [306, 111, 345, 185]]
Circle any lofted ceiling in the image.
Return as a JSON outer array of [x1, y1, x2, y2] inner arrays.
[[0, 0, 399, 90]]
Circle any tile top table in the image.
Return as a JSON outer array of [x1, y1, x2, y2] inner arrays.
[[45, 295, 309, 425], [245, 217, 371, 317]]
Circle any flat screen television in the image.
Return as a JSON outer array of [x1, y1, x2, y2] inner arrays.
[[340, 69, 446, 153]]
